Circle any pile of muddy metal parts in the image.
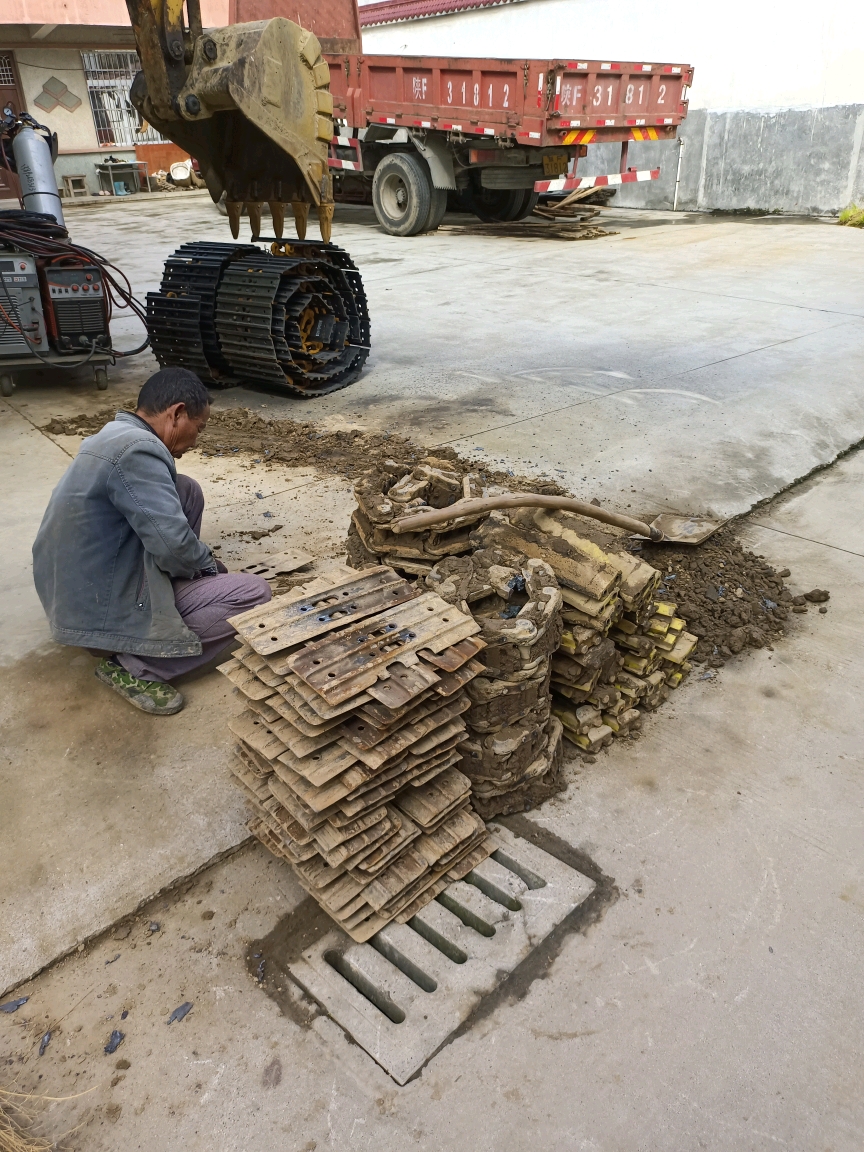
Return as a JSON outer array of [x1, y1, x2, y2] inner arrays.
[[426, 550, 566, 819], [494, 508, 699, 750], [219, 565, 493, 941], [346, 460, 487, 578], [344, 464, 699, 817]]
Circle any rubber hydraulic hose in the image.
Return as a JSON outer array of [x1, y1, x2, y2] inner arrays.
[[388, 493, 663, 541]]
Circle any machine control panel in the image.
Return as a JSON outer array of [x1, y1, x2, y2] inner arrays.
[[47, 266, 105, 297], [0, 251, 47, 358], [44, 262, 110, 352], [0, 254, 39, 289]]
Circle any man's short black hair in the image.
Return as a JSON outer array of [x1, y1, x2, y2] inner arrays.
[[136, 367, 211, 418]]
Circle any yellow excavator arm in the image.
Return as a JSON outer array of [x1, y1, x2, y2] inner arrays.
[[125, 0, 335, 239]]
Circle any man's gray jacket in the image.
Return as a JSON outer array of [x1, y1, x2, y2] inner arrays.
[[32, 411, 213, 656]]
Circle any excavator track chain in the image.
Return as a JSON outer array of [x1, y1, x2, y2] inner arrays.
[[146, 241, 259, 387], [146, 240, 370, 398], [145, 292, 210, 381]]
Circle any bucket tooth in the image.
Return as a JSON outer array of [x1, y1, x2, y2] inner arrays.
[[226, 201, 242, 239], [248, 202, 262, 238], [269, 201, 285, 238], [291, 201, 309, 240], [317, 203, 334, 244]]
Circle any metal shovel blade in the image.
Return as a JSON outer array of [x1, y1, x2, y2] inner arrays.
[[649, 513, 727, 545]]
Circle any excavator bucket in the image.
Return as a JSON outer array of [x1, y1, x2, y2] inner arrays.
[[126, 1, 335, 236]]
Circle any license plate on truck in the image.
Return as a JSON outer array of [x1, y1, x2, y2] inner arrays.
[[542, 155, 568, 177]]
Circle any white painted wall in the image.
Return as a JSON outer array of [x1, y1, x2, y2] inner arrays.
[[360, 0, 864, 111], [15, 47, 100, 151]]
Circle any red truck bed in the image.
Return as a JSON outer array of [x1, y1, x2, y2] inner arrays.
[[326, 55, 692, 146]]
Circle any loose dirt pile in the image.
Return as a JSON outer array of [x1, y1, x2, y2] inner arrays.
[[41, 407, 829, 669], [639, 528, 829, 666], [42, 406, 567, 495]]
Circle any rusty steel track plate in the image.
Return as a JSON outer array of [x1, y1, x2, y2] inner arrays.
[[230, 568, 417, 655], [239, 548, 315, 581], [339, 691, 463, 750], [338, 695, 471, 771], [217, 657, 277, 700], [433, 658, 486, 697], [394, 766, 472, 830], [418, 636, 486, 671], [365, 660, 441, 709], [288, 593, 481, 706]]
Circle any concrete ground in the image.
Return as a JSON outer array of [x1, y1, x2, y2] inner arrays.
[[57, 192, 864, 518], [1, 195, 863, 1149]]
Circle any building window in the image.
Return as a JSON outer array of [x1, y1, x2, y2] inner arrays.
[[0, 54, 16, 87], [81, 51, 165, 147]]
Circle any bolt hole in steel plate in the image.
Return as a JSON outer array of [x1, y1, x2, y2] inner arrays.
[[285, 824, 596, 1083]]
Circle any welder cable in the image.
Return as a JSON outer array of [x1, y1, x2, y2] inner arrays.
[[0, 212, 150, 356]]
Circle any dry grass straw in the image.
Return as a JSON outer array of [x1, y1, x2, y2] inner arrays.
[[0, 1087, 52, 1152]]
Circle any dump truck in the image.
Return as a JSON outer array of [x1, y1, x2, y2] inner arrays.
[[325, 53, 692, 233], [124, 0, 692, 395]]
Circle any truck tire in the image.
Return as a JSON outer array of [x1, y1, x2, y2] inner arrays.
[[426, 186, 448, 231], [510, 190, 540, 220], [372, 153, 433, 236], [467, 185, 531, 223]]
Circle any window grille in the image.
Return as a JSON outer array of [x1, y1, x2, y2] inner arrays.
[[81, 51, 165, 147], [0, 55, 15, 87]]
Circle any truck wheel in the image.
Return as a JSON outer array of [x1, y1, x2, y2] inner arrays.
[[425, 186, 447, 231], [0, 374, 14, 397], [372, 153, 433, 236], [94, 366, 108, 391], [468, 186, 531, 223], [447, 189, 472, 213], [510, 190, 540, 220]]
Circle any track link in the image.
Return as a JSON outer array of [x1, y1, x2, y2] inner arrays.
[[146, 241, 370, 397], [146, 242, 258, 387]]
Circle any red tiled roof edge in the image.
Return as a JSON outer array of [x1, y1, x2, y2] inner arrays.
[[359, 0, 520, 27]]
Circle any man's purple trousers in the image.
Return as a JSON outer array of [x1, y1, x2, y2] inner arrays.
[[117, 474, 271, 683]]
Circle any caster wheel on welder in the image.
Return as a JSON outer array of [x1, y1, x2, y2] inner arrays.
[[0, 374, 14, 397], [94, 366, 108, 391]]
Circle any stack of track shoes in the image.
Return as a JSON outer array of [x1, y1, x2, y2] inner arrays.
[[426, 547, 565, 819], [218, 563, 493, 941]]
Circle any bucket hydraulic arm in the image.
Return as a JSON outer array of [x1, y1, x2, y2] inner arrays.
[[125, 0, 336, 241]]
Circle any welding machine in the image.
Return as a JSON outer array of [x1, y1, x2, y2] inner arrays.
[[0, 109, 148, 396]]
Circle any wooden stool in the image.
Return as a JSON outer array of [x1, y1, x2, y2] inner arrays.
[[62, 174, 89, 198]]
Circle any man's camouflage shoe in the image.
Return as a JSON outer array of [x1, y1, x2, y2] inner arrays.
[[95, 659, 184, 715]]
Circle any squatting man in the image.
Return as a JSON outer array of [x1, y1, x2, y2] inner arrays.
[[33, 367, 272, 715]]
